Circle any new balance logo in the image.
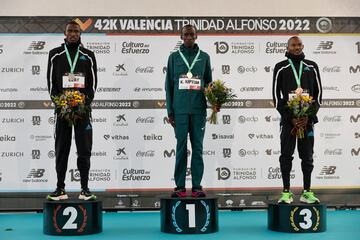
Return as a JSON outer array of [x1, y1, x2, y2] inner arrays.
[[27, 169, 45, 178], [28, 41, 46, 51], [316, 41, 333, 50], [319, 166, 336, 175]]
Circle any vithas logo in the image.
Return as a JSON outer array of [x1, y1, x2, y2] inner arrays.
[[27, 169, 45, 178]]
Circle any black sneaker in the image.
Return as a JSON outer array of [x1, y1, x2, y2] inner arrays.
[[79, 188, 96, 201], [47, 188, 68, 201], [171, 187, 187, 198], [192, 187, 206, 197]]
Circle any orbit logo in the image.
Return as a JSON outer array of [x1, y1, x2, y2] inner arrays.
[[214, 42, 229, 54], [216, 167, 231, 180]]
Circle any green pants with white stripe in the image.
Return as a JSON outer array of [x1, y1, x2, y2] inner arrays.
[[174, 114, 206, 188]]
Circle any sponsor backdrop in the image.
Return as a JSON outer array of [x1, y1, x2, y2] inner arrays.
[[0, 17, 359, 205]]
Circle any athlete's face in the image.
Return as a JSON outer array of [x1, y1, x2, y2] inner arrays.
[[287, 37, 304, 55], [181, 26, 197, 48], [65, 24, 81, 43]]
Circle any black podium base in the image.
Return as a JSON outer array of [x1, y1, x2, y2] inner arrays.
[[43, 200, 102, 235], [160, 196, 218, 234], [268, 203, 326, 233]]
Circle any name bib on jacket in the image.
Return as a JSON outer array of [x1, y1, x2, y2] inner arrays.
[[179, 74, 201, 90], [63, 73, 85, 88]]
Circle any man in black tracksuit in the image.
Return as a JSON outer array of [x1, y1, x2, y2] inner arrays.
[[272, 36, 322, 204], [46, 21, 97, 201]]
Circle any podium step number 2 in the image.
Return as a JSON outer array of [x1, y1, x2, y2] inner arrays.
[[43, 200, 102, 236]]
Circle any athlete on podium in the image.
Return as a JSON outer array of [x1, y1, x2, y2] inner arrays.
[[272, 36, 322, 204], [46, 21, 97, 201], [165, 24, 215, 198]]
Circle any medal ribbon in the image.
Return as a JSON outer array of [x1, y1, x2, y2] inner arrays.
[[64, 45, 80, 74], [178, 49, 201, 75], [288, 59, 303, 88]]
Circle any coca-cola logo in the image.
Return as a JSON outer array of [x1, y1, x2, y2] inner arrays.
[[323, 116, 341, 122], [135, 66, 154, 73], [322, 66, 341, 72], [324, 149, 342, 155], [136, 117, 155, 123], [136, 150, 155, 157]]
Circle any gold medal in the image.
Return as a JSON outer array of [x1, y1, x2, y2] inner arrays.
[[295, 87, 303, 95], [187, 72, 193, 79], [68, 73, 75, 81]]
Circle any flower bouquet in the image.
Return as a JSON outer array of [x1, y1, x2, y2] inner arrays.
[[52, 90, 87, 126], [287, 94, 317, 139], [204, 80, 236, 124]]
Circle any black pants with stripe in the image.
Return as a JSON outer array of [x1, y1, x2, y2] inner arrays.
[[55, 113, 92, 190], [279, 122, 314, 191]]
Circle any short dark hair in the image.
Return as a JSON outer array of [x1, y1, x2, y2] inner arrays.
[[287, 36, 301, 45], [181, 24, 197, 34], [65, 20, 80, 30]]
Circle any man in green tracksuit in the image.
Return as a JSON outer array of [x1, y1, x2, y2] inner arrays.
[[165, 24, 213, 198]]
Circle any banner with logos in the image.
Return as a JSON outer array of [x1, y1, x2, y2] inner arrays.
[[0, 17, 359, 196]]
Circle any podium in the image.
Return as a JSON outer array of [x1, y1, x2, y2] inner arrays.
[[160, 196, 218, 234], [43, 200, 102, 235], [268, 203, 327, 233]]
